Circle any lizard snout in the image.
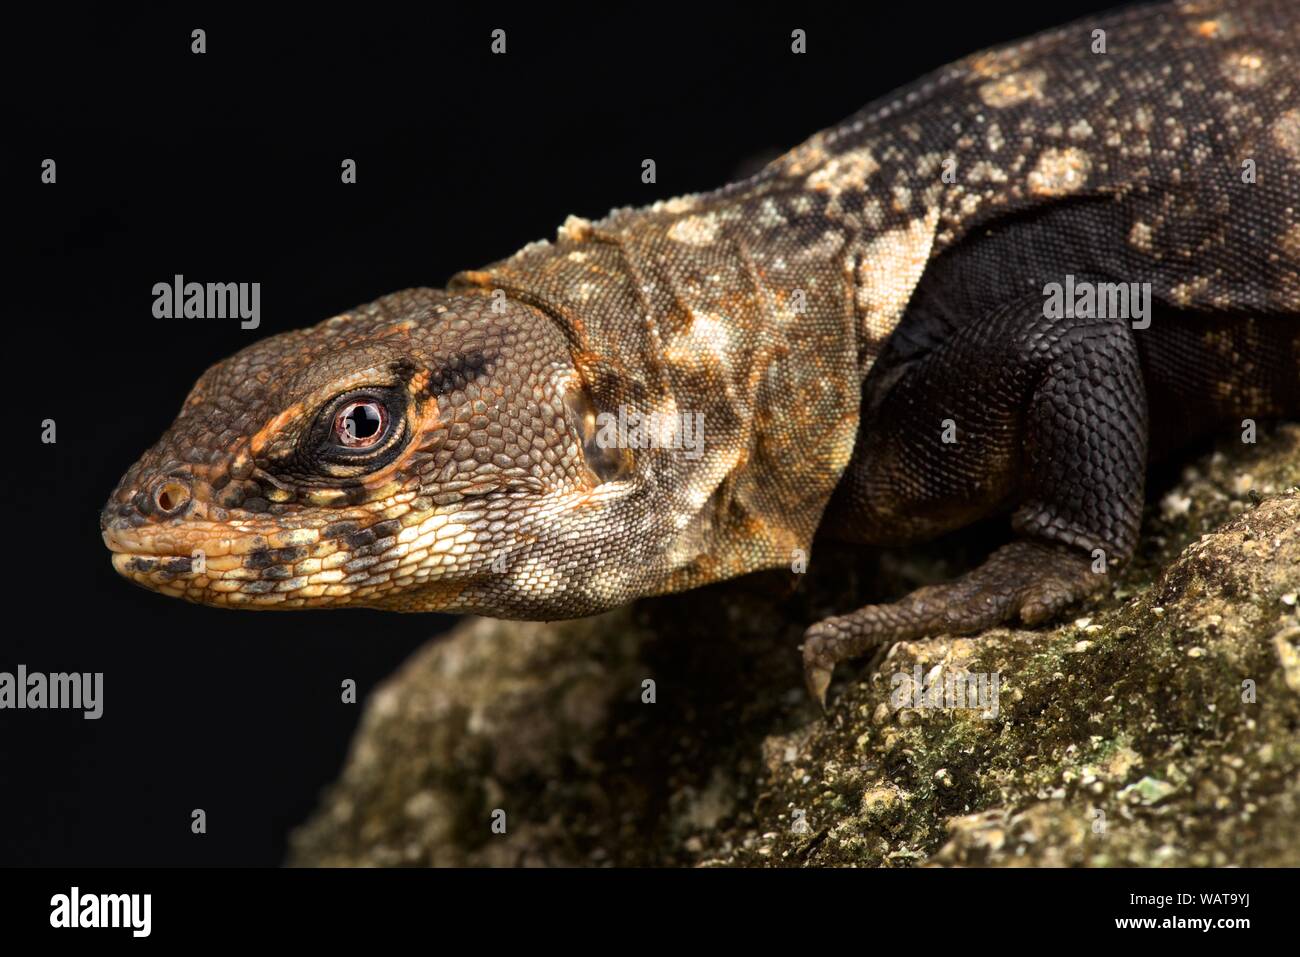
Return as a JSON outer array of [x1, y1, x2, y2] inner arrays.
[[100, 472, 197, 534], [149, 477, 192, 516]]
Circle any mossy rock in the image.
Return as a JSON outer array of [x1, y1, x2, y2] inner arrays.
[[289, 426, 1300, 867]]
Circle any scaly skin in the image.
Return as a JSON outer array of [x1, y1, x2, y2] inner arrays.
[[104, 0, 1300, 702]]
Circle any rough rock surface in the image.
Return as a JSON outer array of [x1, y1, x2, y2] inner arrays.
[[289, 426, 1300, 867]]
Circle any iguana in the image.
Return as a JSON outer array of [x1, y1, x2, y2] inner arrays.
[[103, 0, 1300, 704]]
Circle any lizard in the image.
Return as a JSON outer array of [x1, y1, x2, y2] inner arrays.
[[103, 0, 1300, 706]]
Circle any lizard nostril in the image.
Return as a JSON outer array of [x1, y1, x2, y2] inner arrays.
[[153, 479, 192, 515]]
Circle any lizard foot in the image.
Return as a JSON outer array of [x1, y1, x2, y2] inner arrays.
[[801, 540, 1107, 708]]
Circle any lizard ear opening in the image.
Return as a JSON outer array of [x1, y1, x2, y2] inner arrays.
[[563, 387, 633, 485]]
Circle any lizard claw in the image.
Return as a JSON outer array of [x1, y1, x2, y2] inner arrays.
[[804, 657, 833, 711], [799, 541, 1108, 705], [801, 620, 846, 711]]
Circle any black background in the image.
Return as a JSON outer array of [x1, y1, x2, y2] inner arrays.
[[7, 2, 1124, 866]]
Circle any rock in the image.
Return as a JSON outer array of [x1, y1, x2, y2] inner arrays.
[[288, 426, 1300, 868]]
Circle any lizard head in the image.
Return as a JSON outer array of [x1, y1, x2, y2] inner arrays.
[[101, 288, 637, 617]]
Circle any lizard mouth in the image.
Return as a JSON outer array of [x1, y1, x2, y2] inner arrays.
[[100, 506, 492, 609], [103, 524, 254, 592], [102, 527, 347, 608], [110, 551, 199, 579], [102, 524, 251, 562], [101, 521, 327, 600]]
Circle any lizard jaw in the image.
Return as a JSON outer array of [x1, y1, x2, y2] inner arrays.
[[100, 503, 501, 610], [102, 521, 336, 607]]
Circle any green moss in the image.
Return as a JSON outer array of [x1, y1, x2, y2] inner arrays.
[[290, 426, 1300, 868]]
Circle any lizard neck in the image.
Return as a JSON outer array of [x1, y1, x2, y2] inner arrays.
[[449, 179, 873, 597]]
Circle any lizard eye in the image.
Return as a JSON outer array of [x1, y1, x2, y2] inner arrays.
[[334, 400, 388, 449], [304, 386, 409, 472]]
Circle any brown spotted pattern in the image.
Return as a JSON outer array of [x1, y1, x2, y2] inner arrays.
[[105, 0, 1299, 617]]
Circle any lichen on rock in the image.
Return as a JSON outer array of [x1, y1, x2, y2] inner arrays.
[[289, 425, 1300, 867]]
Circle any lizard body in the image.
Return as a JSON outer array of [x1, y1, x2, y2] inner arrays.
[[104, 0, 1300, 701]]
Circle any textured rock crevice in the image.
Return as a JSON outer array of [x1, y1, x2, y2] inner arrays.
[[289, 426, 1300, 867]]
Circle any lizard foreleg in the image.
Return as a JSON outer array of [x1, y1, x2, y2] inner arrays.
[[804, 296, 1149, 706]]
